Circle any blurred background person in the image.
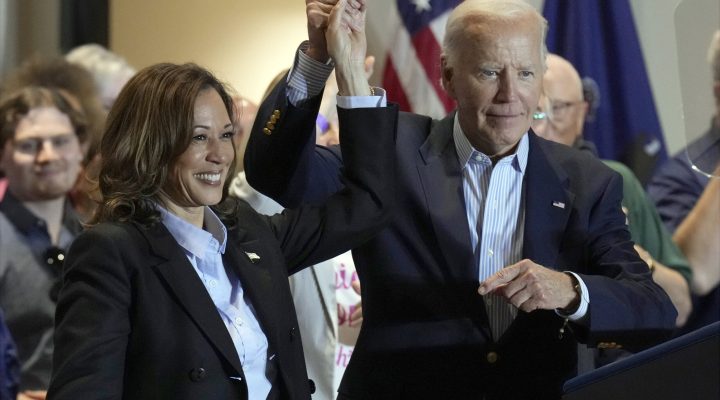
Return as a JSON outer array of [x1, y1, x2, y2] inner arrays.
[[65, 43, 136, 113], [65, 44, 136, 222], [0, 308, 19, 400], [231, 94, 259, 173], [533, 54, 692, 330], [647, 30, 720, 336], [2, 57, 106, 223], [0, 86, 88, 400]]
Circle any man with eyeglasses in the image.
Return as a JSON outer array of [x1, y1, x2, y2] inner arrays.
[[533, 54, 692, 335], [0, 87, 87, 400]]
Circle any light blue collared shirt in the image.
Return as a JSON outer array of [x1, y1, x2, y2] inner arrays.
[[160, 206, 272, 398]]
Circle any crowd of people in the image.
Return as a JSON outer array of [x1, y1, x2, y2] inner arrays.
[[0, 0, 717, 399]]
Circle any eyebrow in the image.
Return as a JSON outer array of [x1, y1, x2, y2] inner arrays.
[[193, 123, 233, 130]]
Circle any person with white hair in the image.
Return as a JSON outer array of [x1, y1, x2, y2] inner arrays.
[[648, 30, 720, 336], [245, 0, 677, 398], [65, 43, 136, 112]]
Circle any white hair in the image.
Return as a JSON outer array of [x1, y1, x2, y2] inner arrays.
[[442, 0, 548, 67], [65, 44, 136, 103], [709, 30, 720, 81]]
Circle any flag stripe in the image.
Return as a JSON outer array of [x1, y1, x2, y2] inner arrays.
[[382, 58, 412, 112], [411, 27, 455, 113], [381, 0, 461, 119]]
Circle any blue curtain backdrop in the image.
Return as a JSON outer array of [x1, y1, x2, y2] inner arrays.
[[543, 0, 667, 184]]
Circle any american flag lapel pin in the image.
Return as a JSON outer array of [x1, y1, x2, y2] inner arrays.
[[552, 201, 566, 209], [244, 252, 261, 264]]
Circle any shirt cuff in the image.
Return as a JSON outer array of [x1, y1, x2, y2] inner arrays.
[[287, 41, 334, 106], [555, 271, 590, 321], [336, 87, 387, 109]]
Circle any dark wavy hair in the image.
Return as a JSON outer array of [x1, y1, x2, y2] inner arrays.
[[0, 86, 88, 151], [90, 63, 238, 226]]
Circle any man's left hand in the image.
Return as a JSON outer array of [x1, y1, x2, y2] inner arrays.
[[478, 259, 578, 313]]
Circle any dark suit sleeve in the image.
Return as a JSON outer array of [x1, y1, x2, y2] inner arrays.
[[48, 226, 132, 400], [578, 172, 677, 349], [264, 104, 398, 273], [244, 77, 345, 208]]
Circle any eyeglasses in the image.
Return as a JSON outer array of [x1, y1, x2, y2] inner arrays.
[[531, 98, 585, 128], [12, 134, 79, 156], [548, 100, 584, 120]]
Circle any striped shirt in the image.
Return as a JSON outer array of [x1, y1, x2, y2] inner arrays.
[[453, 117, 528, 340]]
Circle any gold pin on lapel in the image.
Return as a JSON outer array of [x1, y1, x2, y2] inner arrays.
[[245, 252, 261, 263]]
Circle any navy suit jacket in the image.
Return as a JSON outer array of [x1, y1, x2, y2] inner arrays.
[[48, 104, 397, 400], [245, 80, 676, 400]]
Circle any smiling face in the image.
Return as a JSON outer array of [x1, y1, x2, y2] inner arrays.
[[0, 106, 83, 201], [162, 88, 235, 218], [442, 15, 544, 156]]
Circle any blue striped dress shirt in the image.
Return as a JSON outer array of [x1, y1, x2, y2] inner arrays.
[[453, 117, 528, 340]]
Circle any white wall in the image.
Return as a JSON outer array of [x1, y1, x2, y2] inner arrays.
[[111, 0, 308, 104]]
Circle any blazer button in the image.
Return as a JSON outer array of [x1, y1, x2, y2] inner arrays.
[[289, 327, 297, 341], [189, 367, 207, 382], [308, 379, 316, 394], [486, 351, 498, 364]]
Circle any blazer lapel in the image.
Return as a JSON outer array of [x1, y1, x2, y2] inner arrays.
[[417, 115, 475, 282], [224, 227, 283, 356], [141, 223, 244, 375], [417, 115, 492, 341], [522, 133, 575, 266]]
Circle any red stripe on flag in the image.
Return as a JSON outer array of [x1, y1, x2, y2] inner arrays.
[[411, 27, 455, 113], [382, 57, 412, 112]]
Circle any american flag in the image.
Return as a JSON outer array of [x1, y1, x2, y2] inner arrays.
[[543, 0, 668, 184], [381, 0, 462, 118]]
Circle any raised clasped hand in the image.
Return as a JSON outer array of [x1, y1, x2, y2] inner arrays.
[[325, 0, 370, 96], [305, 0, 337, 62]]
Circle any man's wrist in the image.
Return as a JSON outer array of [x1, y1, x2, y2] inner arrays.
[[560, 273, 581, 314], [336, 64, 371, 96]]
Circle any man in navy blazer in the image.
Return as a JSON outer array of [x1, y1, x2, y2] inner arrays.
[[245, 0, 677, 398]]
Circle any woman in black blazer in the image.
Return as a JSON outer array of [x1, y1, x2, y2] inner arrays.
[[47, 5, 395, 400]]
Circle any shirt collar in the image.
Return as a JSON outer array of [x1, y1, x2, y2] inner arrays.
[[159, 206, 227, 258], [452, 114, 529, 174], [0, 191, 81, 236]]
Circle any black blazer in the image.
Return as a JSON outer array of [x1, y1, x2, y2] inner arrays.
[[47, 104, 398, 400], [245, 80, 677, 400]]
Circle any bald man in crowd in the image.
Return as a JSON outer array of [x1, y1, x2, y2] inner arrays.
[[245, 0, 677, 398], [533, 54, 692, 328]]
